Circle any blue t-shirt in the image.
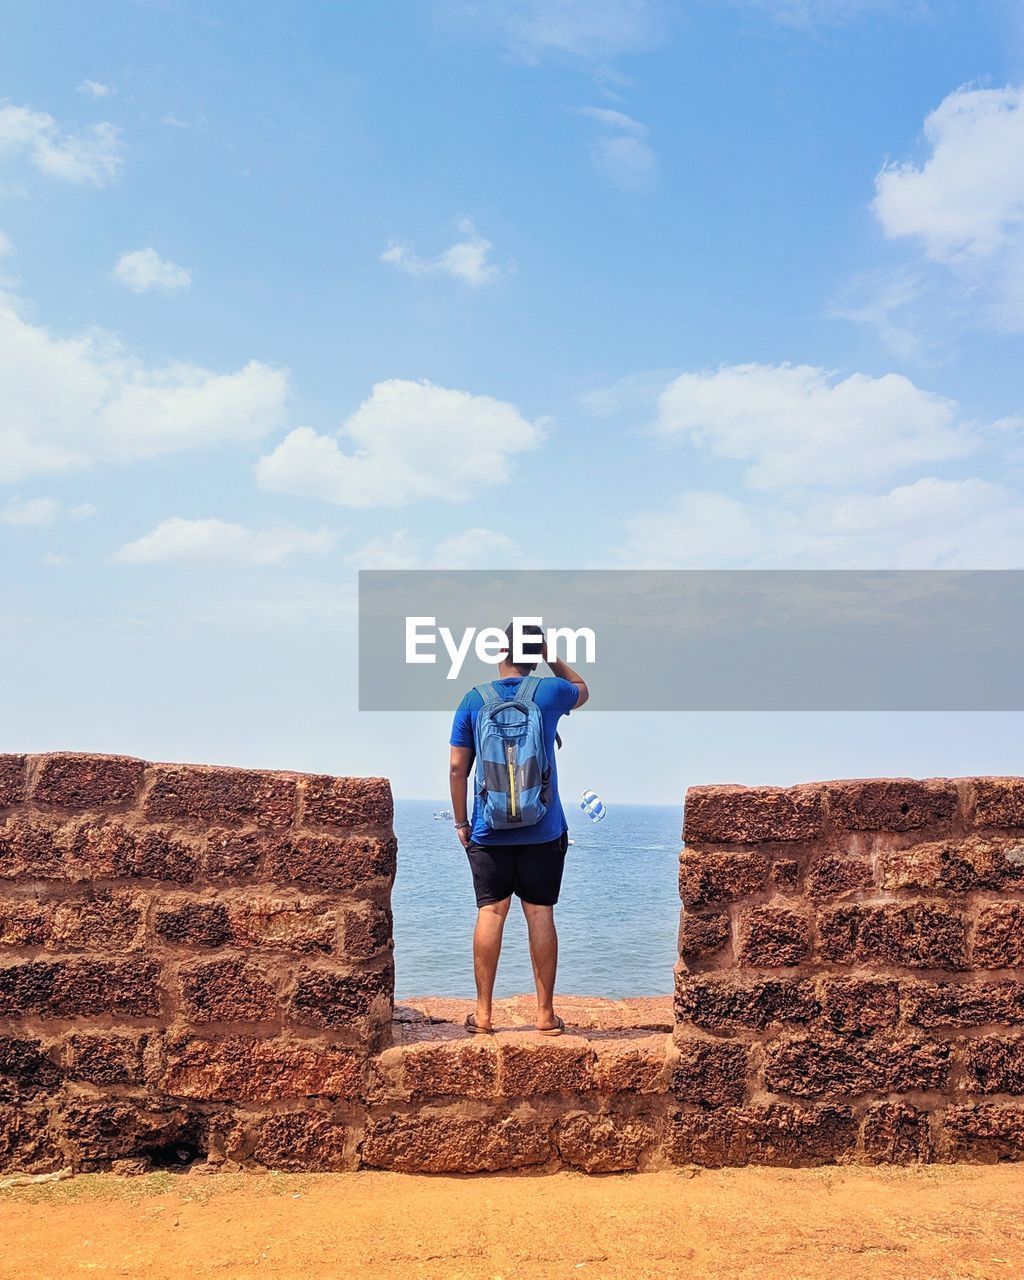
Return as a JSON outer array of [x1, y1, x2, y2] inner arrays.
[[450, 675, 579, 845]]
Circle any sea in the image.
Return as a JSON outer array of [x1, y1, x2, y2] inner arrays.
[[392, 798, 682, 1000]]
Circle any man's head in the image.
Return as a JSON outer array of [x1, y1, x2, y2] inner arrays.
[[499, 621, 544, 674]]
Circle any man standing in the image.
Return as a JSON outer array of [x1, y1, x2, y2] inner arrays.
[[449, 623, 589, 1036]]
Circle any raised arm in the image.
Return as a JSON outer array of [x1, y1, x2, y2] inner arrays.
[[543, 646, 589, 707], [449, 745, 475, 848]]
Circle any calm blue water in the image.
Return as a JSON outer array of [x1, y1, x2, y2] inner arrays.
[[392, 799, 682, 999]]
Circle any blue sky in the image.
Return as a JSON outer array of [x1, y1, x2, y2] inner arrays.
[[2, 0, 1024, 803]]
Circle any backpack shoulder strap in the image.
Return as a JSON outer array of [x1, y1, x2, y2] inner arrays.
[[474, 682, 500, 705], [517, 674, 540, 703]]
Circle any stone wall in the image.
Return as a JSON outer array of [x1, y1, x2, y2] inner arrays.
[[675, 777, 1024, 1165], [0, 753, 395, 1173], [5, 760, 1024, 1174]]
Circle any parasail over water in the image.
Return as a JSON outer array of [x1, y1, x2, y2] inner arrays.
[[580, 789, 607, 822]]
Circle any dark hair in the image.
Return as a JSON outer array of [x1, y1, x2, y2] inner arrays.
[[504, 621, 543, 670]]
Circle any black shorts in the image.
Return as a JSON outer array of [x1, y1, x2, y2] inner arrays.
[[465, 832, 569, 907]]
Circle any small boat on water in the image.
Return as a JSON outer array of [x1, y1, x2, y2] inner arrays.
[[433, 808, 453, 820]]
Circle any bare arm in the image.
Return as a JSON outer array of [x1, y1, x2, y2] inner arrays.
[[544, 648, 589, 708], [449, 745, 474, 848]]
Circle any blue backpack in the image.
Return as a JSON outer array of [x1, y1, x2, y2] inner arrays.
[[472, 676, 552, 830]]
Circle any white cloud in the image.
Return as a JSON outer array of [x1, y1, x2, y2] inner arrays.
[[349, 527, 521, 569], [1, 496, 60, 526], [111, 517, 334, 566], [739, 0, 924, 26], [654, 362, 974, 490], [447, 0, 666, 65], [382, 220, 503, 286], [70, 502, 97, 520], [612, 478, 1024, 569], [0, 230, 11, 258], [578, 106, 656, 190], [78, 80, 113, 99], [114, 247, 192, 294], [0, 290, 288, 482], [874, 85, 1024, 263], [41, 552, 71, 566], [257, 378, 546, 508], [0, 103, 122, 185]]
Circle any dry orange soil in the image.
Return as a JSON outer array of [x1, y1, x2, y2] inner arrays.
[[2, 1164, 1024, 1280]]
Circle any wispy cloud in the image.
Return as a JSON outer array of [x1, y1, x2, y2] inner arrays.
[[1, 496, 60, 526], [114, 247, 192, 294], [77, 80, 113, 99], [348, 527, 522, 570], [257, 378, 546, 508], [0, 289, 288, 482], [577, 106, 656, 190], [381, 219, 505, 286], [443, 0, 667, 67], [0, 103, 122, 185], [736, 0, 926, 28], [112, 517, 335, 566]]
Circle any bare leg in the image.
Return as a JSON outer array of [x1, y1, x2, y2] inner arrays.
[[521, 900, 559, 1030], [472, 897, 511, 1029]]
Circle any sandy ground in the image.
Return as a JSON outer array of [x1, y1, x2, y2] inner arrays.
[[2, 1164, 1023, 1280]]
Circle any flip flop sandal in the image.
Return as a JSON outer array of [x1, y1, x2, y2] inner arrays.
[[538, 1015, 565, 1037], [465, 1013, 494, 1035]]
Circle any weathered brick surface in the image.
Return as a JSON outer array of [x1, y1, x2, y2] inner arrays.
[[963, 1036, 1024, 1094], [144, 764, 297, 829], [973, 903, 1024, 969], [862, 1102, 932, 1164], [882, 836, 1024, 893], [47, 891, 145, 952], [675, 974, 818, 1032], [161, 1036, 363, 1102], [362, 1112, 551, 1173], [301, 775, 393, 830], [0, 752, 396, 1174], [33, 754, 145, 811], [0, 897, 51, 946], [825, 778, 958, 832], [684, 784, 825, 844], [737, 906, 811, 967], [940, 1104, 1024, 1161], [288, 962, 393, 1032], [155, 900, 232, 947], [179, 958, 279, 1024], [557, 1112, 654, 1172], [973, 778, 1024, 830], [401, 1041, 499, 1099], [806, 852, 874, 899], [818, 902, 967, 969], [61, 1033, 147, 1084], [252, 1111, 353, 1172], [763, 1033, 951, 1098], [268, 833, 397, 892], [670, 1104, 857, 1167], [0, 814, 70, 879], [673, 775, 1024, 1172], [902, 980, 1024, 1028], [678, 850, 767, 908], [0, 958, 162, 1019], [672, 1038, 749, 1107], [231, 899, 336, 954], [499, 1039, 595, 1096], [0, 756, 27, 809], [0, 1035, 61, 1099], [820, 978, 900, 1035]]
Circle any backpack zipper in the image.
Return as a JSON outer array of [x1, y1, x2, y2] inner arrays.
[[506, 743, 518, 819]]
